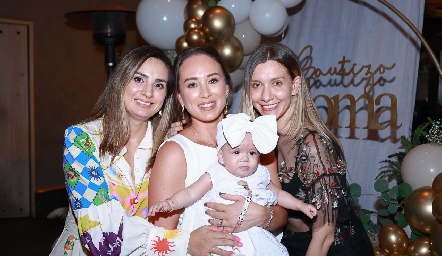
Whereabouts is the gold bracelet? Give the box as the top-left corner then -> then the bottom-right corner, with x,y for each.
263,206 -> 274,230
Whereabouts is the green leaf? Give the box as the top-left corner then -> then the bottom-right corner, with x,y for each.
388,186 -> 399,199
349,183 -> 362,197
398,183 -> 413,198
361,209 -> 376,215
394,212 -> 408,227
359,212 -> 371,224
378,208 -> 389,216
374,178 -> 389,192
350,197 -> 359,206
380,192 -> 390,206
379,217 -> 394,226
388,203 -> 398,214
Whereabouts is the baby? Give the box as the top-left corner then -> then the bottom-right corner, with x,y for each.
149,113 -> 317,256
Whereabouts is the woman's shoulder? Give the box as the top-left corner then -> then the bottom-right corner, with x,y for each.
65,119 -> 103,136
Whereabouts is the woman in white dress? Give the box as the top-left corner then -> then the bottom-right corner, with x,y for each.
148,45 -> 288,256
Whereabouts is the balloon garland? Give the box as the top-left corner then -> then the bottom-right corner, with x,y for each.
135,0 -> 303,84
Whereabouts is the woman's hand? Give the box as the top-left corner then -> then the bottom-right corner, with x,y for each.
188,225 -> 239,256
166,121 -> 184,138
205,194 -> 270,233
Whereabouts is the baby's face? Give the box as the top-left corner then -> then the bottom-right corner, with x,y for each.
218,133 -> 260,178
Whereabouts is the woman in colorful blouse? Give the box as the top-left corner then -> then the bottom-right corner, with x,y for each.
50,45 -> 238,256
240,43 -> 374,256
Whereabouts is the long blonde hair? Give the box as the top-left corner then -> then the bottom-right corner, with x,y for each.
240,43 -> 343,151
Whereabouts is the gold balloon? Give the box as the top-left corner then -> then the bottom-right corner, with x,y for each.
184,17 -> 202,32
379,225 -> 409,254
211,36 -> 244,72
185,28 -> 206,47
175,35 -> 189,54
433,193 -> 442,223
405,186 -> 438,234
202,6 -> 235,42
406,236 -> 430,256
186,0 -> 209,20
430,224 -> 442,256
433,173 -> 442,195
373,247 -> 389,256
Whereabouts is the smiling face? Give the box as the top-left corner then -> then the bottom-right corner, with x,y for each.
177,54 -> 229,124
249,60 -> 300,131
123,57 -> 168,123
218,133 -> 260,178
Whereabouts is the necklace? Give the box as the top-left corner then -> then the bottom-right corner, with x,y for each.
191,126 -> 217,148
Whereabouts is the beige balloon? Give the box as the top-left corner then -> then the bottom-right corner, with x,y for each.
211,36 -> 244,72
175,35 -> 189,54
430,224 -> 442,256
432,173 -> 442,195
405,186 -> 438,234
406,236 -> 430,256
185,27 -> 206,47
202,6 -> 235,42
184,17 -> 202,32
379,225 -> 409,254
433,193 -> 442,223
186,0 -> 209,20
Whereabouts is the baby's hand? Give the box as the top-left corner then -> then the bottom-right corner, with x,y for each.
302,204 -> 317,219
148,201 -> 172,217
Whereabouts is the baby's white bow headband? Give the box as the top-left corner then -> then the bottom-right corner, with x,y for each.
216,113 -> 279,154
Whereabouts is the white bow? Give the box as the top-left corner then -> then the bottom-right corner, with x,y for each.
216,113 -> 278,154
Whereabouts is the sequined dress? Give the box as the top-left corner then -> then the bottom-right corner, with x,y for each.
278,129 -> 373,256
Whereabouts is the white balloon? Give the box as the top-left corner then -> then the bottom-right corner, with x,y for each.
239,55 -> 250,70
267,14 -> 289,38
217,0 -> 252,24
233,20 -> 261,56
402,144 -> 442,190
136,0 -> 186,50
229,68 -> 245,92
249,0 -> 287,36
280,0 -> 302,8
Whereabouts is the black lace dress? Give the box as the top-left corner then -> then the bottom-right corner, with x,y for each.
278,129 -> 373,256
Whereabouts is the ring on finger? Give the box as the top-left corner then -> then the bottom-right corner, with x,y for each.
219,219 -> 223,227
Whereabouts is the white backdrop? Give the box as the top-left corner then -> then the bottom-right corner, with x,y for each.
280,0 -> 425,211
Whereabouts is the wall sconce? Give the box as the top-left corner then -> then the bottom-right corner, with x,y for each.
65,4 -> 136,78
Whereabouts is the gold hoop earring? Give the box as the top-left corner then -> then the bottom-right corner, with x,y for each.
181,105 -> 187,125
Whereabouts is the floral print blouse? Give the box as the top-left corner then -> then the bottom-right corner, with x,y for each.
51,119 -> 189,256
278,129 -> 353,244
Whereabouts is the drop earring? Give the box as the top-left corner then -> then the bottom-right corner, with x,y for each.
181,105 -> 187,125
223,102 -> 228,115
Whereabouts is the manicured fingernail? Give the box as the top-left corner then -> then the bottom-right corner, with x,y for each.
218,226 -> 223,230
235,236 -> 241,242
238,241 -> 243,247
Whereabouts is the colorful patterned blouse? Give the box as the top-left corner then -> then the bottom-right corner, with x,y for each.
50,119 -> 189,256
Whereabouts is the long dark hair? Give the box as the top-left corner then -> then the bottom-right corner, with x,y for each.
171,45 -> 233,127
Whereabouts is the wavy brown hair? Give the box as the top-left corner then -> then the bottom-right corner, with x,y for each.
240,43 -> 343,151
83,45 -> 174,163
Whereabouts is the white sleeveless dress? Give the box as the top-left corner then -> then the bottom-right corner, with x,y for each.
165,135 -> 289,256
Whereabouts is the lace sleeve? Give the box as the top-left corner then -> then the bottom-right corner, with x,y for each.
295,132 -> 348,231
